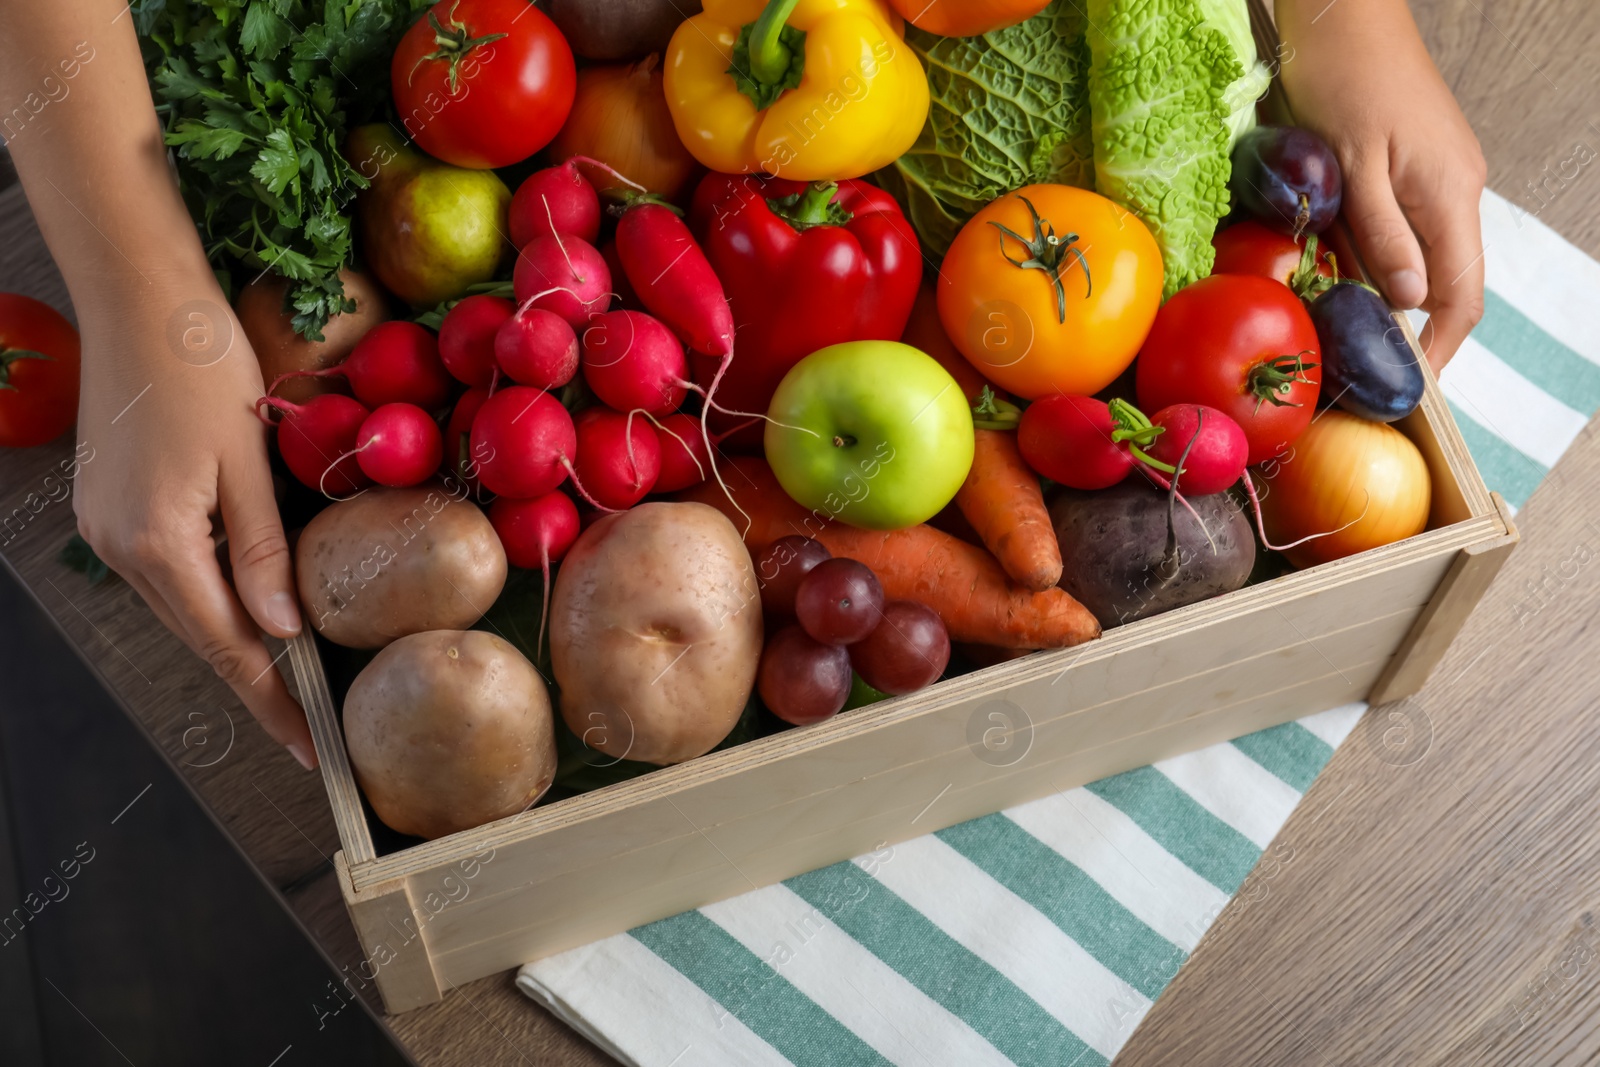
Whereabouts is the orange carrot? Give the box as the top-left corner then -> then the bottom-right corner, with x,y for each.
902,283 -> 1062,591
958,431 -> 1063,591
681,458 -> 1099,650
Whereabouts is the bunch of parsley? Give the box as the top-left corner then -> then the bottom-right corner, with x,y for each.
132,0 -> 430,338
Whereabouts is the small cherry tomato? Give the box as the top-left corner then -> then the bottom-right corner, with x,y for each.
1136,274 -> 1321,466
1212,221 -> 1338,290
0,293 -> 80,448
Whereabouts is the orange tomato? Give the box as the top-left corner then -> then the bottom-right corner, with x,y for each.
1258,410 -> 1431,569
937,185 -> 1163,400
885,0 -> 1052,37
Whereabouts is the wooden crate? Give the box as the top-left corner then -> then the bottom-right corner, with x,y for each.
289,336 -> 1516,1011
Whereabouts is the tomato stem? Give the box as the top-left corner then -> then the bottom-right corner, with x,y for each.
0,346 -> 52,391
1248,351 -> 1319,412
988,195 -> 1092,325
409,2 -> 509,95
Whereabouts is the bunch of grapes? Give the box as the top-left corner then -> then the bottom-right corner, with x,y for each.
753,536 -> 951,726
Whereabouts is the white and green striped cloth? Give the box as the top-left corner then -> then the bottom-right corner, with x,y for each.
516,189 -> 1599,1066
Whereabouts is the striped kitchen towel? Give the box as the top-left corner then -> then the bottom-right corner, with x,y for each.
516,189 -> 1600,1066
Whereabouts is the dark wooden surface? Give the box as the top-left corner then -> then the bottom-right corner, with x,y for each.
0,0 -> 1596,1062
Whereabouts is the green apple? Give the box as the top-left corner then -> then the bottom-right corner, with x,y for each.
765,341 -> 975,530
347,125 -> 510,308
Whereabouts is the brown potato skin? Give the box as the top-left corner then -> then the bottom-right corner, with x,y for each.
345,630 -> 557,840
237,269 -> 388,404
552,502 -> 762,765
295,486 -> 507,649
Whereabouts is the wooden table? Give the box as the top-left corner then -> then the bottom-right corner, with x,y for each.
2,0 -> 1596,1062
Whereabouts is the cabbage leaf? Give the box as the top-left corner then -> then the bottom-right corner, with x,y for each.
1086,0 -> 1244,298
876,1 -> 1094,259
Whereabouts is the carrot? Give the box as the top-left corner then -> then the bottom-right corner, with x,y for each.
902,283 -> 1063,592
680,458 -> 1099,650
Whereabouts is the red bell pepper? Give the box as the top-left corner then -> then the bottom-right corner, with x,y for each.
688,173 -> 922,429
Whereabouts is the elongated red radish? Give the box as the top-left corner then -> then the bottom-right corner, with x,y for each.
574,407 -> 661,510
271,321 -> 453,410
351,403 -> 442,488
439,296 -> 514,387
581,310 -> 689,415
1018,396 -> 1179,491
513,233 -> 612,328
614,198 -> 734,358
509,164 -> 602,248
256,394 -> 371,495
652,412 -> 710,493
495,307 -> 579,390
489,491 -> 581,654
1142,404 -> 1249,495
444,387 -> 490,489
471,386 -> 577,499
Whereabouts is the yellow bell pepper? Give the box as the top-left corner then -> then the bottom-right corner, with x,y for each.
664,0 -> 930,182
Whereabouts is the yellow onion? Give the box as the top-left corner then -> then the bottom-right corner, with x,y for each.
1259,410 -> 1432,568
547,55 -> 699,203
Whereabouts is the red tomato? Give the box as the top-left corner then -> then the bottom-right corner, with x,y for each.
1212,220 -> 1338,289
1136,275 -> 1321,466
392,0 -> 576,169
0,294 -> 80,448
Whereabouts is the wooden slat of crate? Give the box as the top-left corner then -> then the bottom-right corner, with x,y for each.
423,659 -> 1390,987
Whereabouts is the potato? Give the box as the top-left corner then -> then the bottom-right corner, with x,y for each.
1051,482 -> 1256,629
236,269 -> 387,404
551,502 -> 761,765
546,0 -> 701,60
295,486 -> 507,649
344,630 -> 557,840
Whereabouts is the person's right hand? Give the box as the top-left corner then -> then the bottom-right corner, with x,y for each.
72,267 -> 317,770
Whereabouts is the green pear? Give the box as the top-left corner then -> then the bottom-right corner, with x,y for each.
347,125 -> 510,308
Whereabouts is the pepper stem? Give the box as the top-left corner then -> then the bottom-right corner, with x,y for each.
767,182 -> 853,232
749,0 -> 805,85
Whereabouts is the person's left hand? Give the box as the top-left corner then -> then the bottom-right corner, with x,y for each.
1278,0 -> 1487,372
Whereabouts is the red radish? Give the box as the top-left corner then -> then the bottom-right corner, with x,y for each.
353,403 -> 442,488
1018,396 -> 1177,490
439,296 -> 514,387
488,491 -> 581,653
271,321 -> 453,410
509,164 -> 602,248
513,233 -> 612,327
444,387 -> 490,489
581,310 -> 690,415
573,407 -> 661,510
652,412 -> 711,492
495,307 -> 580,390
614,198 -> 734,358
256,394 -> 371,496
470,386 -> 577,500
1142,404 -> 1250,495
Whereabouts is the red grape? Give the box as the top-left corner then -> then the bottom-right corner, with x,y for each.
754,535 -> 832,617
758,625 -> 852,725
849,601 -> 951,695
795,558 -> 885,645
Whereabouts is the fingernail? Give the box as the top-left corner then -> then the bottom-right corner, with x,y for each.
1388,269 -> 1426,308
264,592 -> 302,636
289,742 -> 316,771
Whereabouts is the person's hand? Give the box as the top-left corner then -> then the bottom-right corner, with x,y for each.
1279,0 -> 1487,372
72,266 -> 316,770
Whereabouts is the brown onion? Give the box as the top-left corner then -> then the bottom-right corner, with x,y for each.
547,55 -> 700,203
